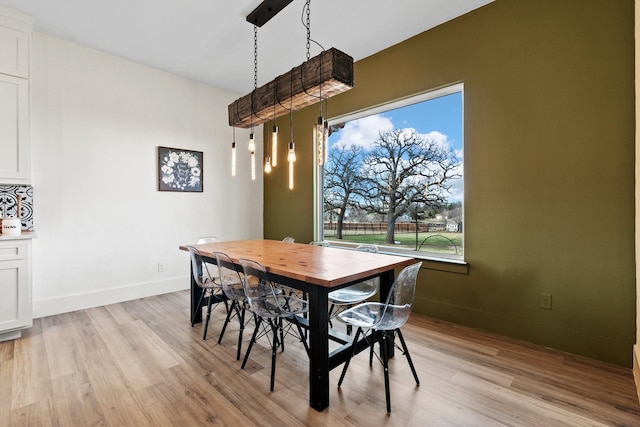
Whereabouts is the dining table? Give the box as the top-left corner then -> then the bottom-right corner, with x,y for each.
179,239 -> 415,411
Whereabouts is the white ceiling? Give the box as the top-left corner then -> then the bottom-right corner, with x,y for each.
0,0 -> 493,95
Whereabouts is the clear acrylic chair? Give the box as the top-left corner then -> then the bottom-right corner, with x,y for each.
196,236 -> 221,291
309,240 -> 330,246
197,236 -> 220,244
187,246 -> 228,340
328,244 -> 380,334
239,258 -> 310,391
282,236 -> 295,243
337,261 -> 422,413
215,252 -> 249,360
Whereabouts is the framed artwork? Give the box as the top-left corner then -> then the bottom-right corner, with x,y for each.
158,146 -> 203,192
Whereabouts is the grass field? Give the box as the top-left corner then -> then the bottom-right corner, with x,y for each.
323,230 -> 463,255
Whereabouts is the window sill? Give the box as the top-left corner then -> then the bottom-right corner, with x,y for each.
326,240 -> 469,274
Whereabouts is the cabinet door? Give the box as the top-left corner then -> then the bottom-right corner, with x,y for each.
0,258 -> 31,331
0,5 -> 31,78
0,26 -> 29,78
0,74 -> 29,184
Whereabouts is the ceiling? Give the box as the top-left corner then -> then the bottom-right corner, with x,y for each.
0,0 -> 493,95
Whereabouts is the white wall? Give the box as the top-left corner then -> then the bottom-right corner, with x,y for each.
30,33 -> 263,317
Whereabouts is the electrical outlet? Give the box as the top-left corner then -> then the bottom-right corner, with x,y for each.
158,262 -> 165,273
539,293 -> 552,310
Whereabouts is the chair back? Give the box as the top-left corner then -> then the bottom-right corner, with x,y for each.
282,236 -> 295,243
355,244 -> 378,253
309,240 -> 330,247
187,246 -> 217,289
377,262 -> 422,330
214,252 -> 245,302
197,236 -> 220,244
356,244 -> 380,290
239,258 -> 282,318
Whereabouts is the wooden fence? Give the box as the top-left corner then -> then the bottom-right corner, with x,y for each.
323,221 -> 447,234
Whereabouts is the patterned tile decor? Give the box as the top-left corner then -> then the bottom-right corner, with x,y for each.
0,185 -> 34,231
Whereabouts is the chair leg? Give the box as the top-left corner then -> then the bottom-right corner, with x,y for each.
303,291 -> 308,339
236,304 -> 246,361
292,317 -> 310,357
241,315 -> 262,369
328,304 -> 335,329
380,332 -> 392,413
279,318 -> 285,352
218,300 -> 237,344
397,329 -> 420,385
202,291 -> 214,340
338,327 -> 363,387
269,319 -> 278,392
370,330 -> 376,366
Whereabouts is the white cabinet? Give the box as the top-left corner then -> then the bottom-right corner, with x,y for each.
0,5 -> 32,185
0,239 -> 32,341
0,74 -> 29,182
0,18 -> 30,78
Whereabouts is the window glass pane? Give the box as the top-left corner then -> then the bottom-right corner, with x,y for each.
321,85 -> 464,260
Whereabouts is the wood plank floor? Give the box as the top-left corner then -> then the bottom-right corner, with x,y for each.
2,290 -> 639,426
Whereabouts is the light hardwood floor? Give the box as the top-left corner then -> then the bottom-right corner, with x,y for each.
1,290 -> 639,426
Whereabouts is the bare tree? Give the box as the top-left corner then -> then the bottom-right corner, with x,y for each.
323,143 -> 366,239
357,129 -> 461,244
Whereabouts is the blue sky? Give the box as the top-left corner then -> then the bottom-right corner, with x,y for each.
387,92 -> 463,151
328,91 -> 463,152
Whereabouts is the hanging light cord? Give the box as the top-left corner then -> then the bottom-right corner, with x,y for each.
302,0 -> 324,56
301,0 -> 326,112
251,25 -> 258,133
254,25 -> 258,91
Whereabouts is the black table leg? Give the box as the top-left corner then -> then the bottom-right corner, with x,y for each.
307,285 -> 330,411
190,264 -> 203,324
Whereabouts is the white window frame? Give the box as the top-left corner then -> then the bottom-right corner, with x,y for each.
315,83 -> 465,268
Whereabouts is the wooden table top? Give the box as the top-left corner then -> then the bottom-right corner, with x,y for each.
179,239 -> 415,288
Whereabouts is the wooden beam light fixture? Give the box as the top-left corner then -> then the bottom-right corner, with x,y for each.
229,0 -> 354,188
228,47 -> 353,128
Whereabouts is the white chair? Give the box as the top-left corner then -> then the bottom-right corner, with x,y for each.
328,244 -> 380,334
337,262 -> 422,413
282,236 -> 295,243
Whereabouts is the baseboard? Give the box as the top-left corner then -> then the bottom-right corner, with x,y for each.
32,276 -> 189,318
634,344 -> 640,403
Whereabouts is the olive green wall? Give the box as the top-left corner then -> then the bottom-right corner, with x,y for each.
264,0 -> 636,366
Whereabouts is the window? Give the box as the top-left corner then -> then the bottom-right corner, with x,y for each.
317,83 -> 464,262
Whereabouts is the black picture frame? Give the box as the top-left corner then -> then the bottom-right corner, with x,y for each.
158,146 -> 203,192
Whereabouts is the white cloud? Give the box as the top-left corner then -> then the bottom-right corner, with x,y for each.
332,114 -> 394,150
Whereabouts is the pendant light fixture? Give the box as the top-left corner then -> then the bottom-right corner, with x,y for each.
271,76 -> 278,168
264,76 -> 276,174
229,0 -> 353,187
323,99 -> 329,164
304,0 -> 327,167
288,73 -> 296,190
231,126 -> 237,177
